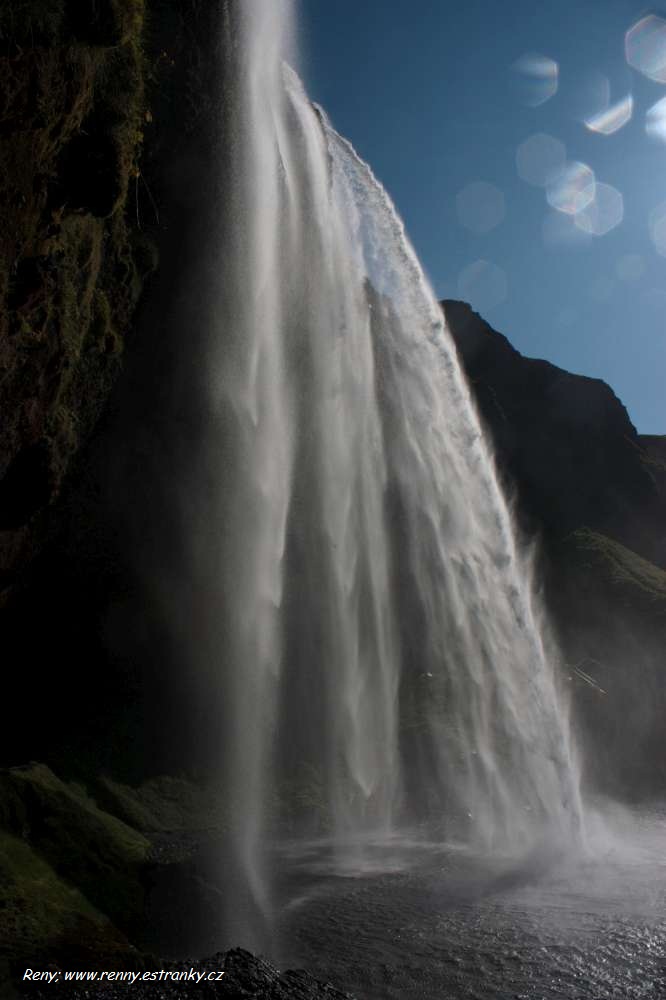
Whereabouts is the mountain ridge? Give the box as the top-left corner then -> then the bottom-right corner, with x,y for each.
443,298 -> 666,797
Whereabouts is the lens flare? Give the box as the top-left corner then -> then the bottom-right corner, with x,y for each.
585,95 -> 633,136
516,133 -> 566,188
646,96 -> 666,142
542,210 -> 591,248
575,71 -> 611,121
512,53 -> 559,107
575,183 -> 624,237
456,182 -> 506,234
649,201 -> 666,256
457,260 -> 508,312
626,15 -> 666,82
546,162 -> 596,216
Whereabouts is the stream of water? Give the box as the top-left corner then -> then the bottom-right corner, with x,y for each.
214,1 -> 581,941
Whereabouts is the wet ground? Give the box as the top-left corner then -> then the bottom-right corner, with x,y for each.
18,806 -> 666,998
273,806 -> 666,999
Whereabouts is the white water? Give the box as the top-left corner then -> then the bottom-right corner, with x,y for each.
212,0 -> 582,942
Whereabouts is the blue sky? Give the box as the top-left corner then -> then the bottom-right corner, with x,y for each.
301,0 -> 666,433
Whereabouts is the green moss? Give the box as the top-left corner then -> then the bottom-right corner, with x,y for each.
89,288 -> 115,348
568,528 -> 666,614
0,832 -> 134,969
0,764 -> 149,932
68,0 -> 144,47
95,775 -> 226,834
0,1 -> 66,46
131,228 -> 160,282
0,0 -> 150,540
0,763 -> 150,859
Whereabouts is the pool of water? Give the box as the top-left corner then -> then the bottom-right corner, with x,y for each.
272,806 -> 666,999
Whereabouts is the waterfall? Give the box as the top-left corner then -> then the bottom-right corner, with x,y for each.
208,0 -> 582,944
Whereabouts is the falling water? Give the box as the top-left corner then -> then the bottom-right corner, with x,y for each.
211,0 -> 582,942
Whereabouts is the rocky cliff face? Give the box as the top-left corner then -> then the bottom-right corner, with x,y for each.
443,300 -> 666,798
0,0 -> 228,780
0,0 -> 154,596
0,0 -> 224,604
443,300 -> 666,566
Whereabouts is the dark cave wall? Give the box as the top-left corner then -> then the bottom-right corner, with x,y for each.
0,0 -> 152,592
0,0 -> 229,778
0,0 -> 226,600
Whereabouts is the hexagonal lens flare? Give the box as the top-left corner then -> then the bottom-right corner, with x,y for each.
516,133 -> 566,188
646,96 -> 666,142
456,182 -> 506,234
585,95 -> 633,135
649,201 -> 666,256
511,53 -> 559,107
542,210 -> 591,248
575,183 -> 624,237
546,162 -> 596,216
626,15 -> 666,82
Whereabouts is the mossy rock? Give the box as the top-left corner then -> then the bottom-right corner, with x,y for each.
563,528 -> 666,617
0,1 -> 67,47
0,764 -> 149,933
94,774 -> 226,834
0,0 -> 152,587
67,0 -> 144,47
0,832 -> 139,985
